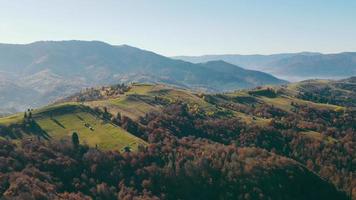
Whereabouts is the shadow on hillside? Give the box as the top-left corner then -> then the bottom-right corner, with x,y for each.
129,94 -> 167,107
51,118 -> 66,129
76,114 -> 84,121
233,96 -> 260,104
148,89 -> 171,96
0,121 -> 51,140
248,88 -> 278,98
24,121 -> 51,140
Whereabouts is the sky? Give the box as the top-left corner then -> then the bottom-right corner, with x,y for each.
0,0 -> 355,56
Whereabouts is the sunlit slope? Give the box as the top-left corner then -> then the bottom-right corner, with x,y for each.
77,83 -> 345,128
82,83 -> 264,124
84,83 -> 215,120
285,77 -> 356,107
0,103 -> 147,151
1,80 -> 350,151
227,86 -> 343,111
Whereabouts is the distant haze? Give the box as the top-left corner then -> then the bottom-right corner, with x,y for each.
174,52 -> 356,81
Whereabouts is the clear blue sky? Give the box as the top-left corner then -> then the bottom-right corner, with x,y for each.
0,0 -> 355,56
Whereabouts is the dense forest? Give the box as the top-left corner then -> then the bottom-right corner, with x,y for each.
0,79 -> 355,199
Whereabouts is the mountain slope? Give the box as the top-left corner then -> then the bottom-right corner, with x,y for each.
175,53 -> 302,69
0,41 -> 285,113
0,78 -> 41,111
175,52 -> 356,81
288,77 -> 356,107
199,60 -> 285,88
265,52 -> 356,79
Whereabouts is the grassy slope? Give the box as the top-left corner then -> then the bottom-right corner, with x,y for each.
75,83 -> 346,133
300,131 -> 337,143
286,79 -> 354,107
238,86 -> 345,142
0,113 -> 24,126
0,82 -> 346,150
86,83 -> 341,126
0,103 -> 146,152
85,83 -> 215,120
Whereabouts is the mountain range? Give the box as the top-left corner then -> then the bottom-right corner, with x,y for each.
175,52 -> 356,81
0,41 -> 286,113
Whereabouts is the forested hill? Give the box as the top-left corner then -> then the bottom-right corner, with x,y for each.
0,78 -> 354,199
0,41 -> 285,114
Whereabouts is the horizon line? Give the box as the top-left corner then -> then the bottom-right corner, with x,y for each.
0,39 -> 355,57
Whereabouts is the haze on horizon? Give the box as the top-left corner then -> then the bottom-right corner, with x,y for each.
0,0 -> 356,56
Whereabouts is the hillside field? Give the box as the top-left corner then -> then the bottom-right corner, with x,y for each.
0,103 -> 146,152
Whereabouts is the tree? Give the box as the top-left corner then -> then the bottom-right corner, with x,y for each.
124,146 -> 131,152
116,112 -> 121,120
112,112 -> 122,125
72,132 -> 79,148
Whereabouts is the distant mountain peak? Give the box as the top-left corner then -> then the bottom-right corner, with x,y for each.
175,52 -> 356,81
0,40 -> 285,112
204,60 -> 233,65
29,40 -> 111,45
